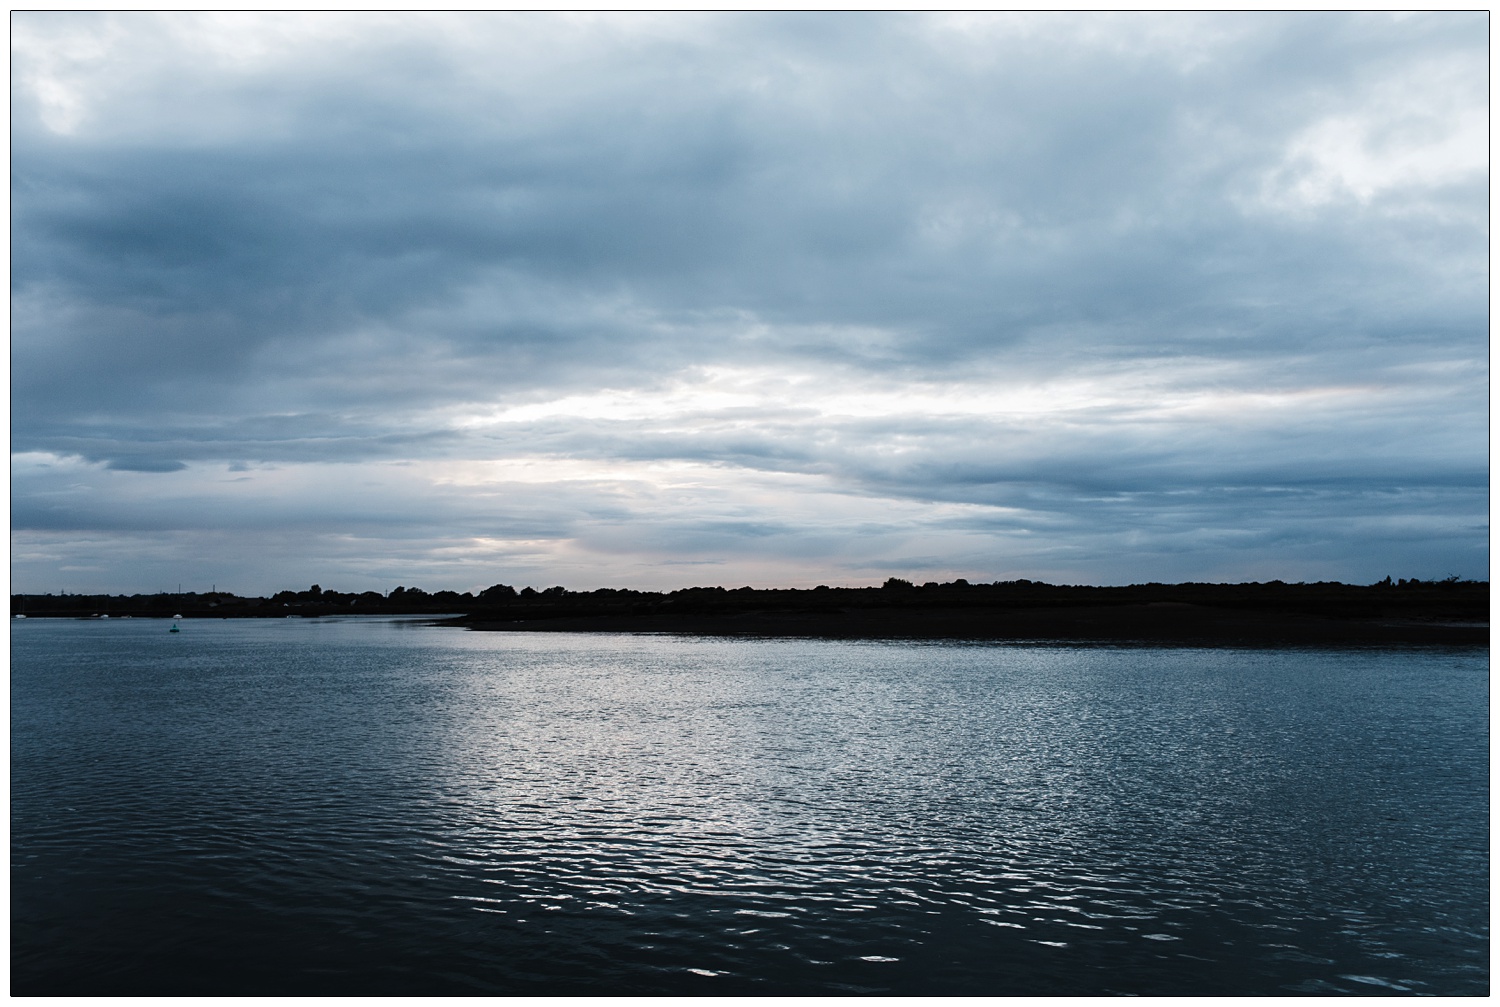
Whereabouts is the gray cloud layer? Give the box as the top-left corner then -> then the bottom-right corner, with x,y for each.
12,12 -> 1488,594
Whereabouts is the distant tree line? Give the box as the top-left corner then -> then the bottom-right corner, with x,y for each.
12,575 -> 1486,623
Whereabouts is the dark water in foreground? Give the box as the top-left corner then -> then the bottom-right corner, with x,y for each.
11,618 -> 1488,995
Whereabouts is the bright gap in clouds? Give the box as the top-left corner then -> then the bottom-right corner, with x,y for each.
448,361 -> 1411,430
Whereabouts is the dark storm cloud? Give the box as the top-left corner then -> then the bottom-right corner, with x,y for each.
11,12 -> 1487,592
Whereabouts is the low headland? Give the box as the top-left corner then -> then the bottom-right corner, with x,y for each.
12,577 -> 1487,646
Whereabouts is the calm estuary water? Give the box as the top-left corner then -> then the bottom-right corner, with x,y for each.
11,617 -> 1488,995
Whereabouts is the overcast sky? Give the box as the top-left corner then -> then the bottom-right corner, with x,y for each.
11,12 -> 1489,595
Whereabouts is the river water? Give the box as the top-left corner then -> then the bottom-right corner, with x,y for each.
11,617 -> 1488,994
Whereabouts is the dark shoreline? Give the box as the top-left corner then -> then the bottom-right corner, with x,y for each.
450,603 -> 1486,646
15,579 -> 1488,646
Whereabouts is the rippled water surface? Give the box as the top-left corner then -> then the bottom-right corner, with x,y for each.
12,618 -> 1488,994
